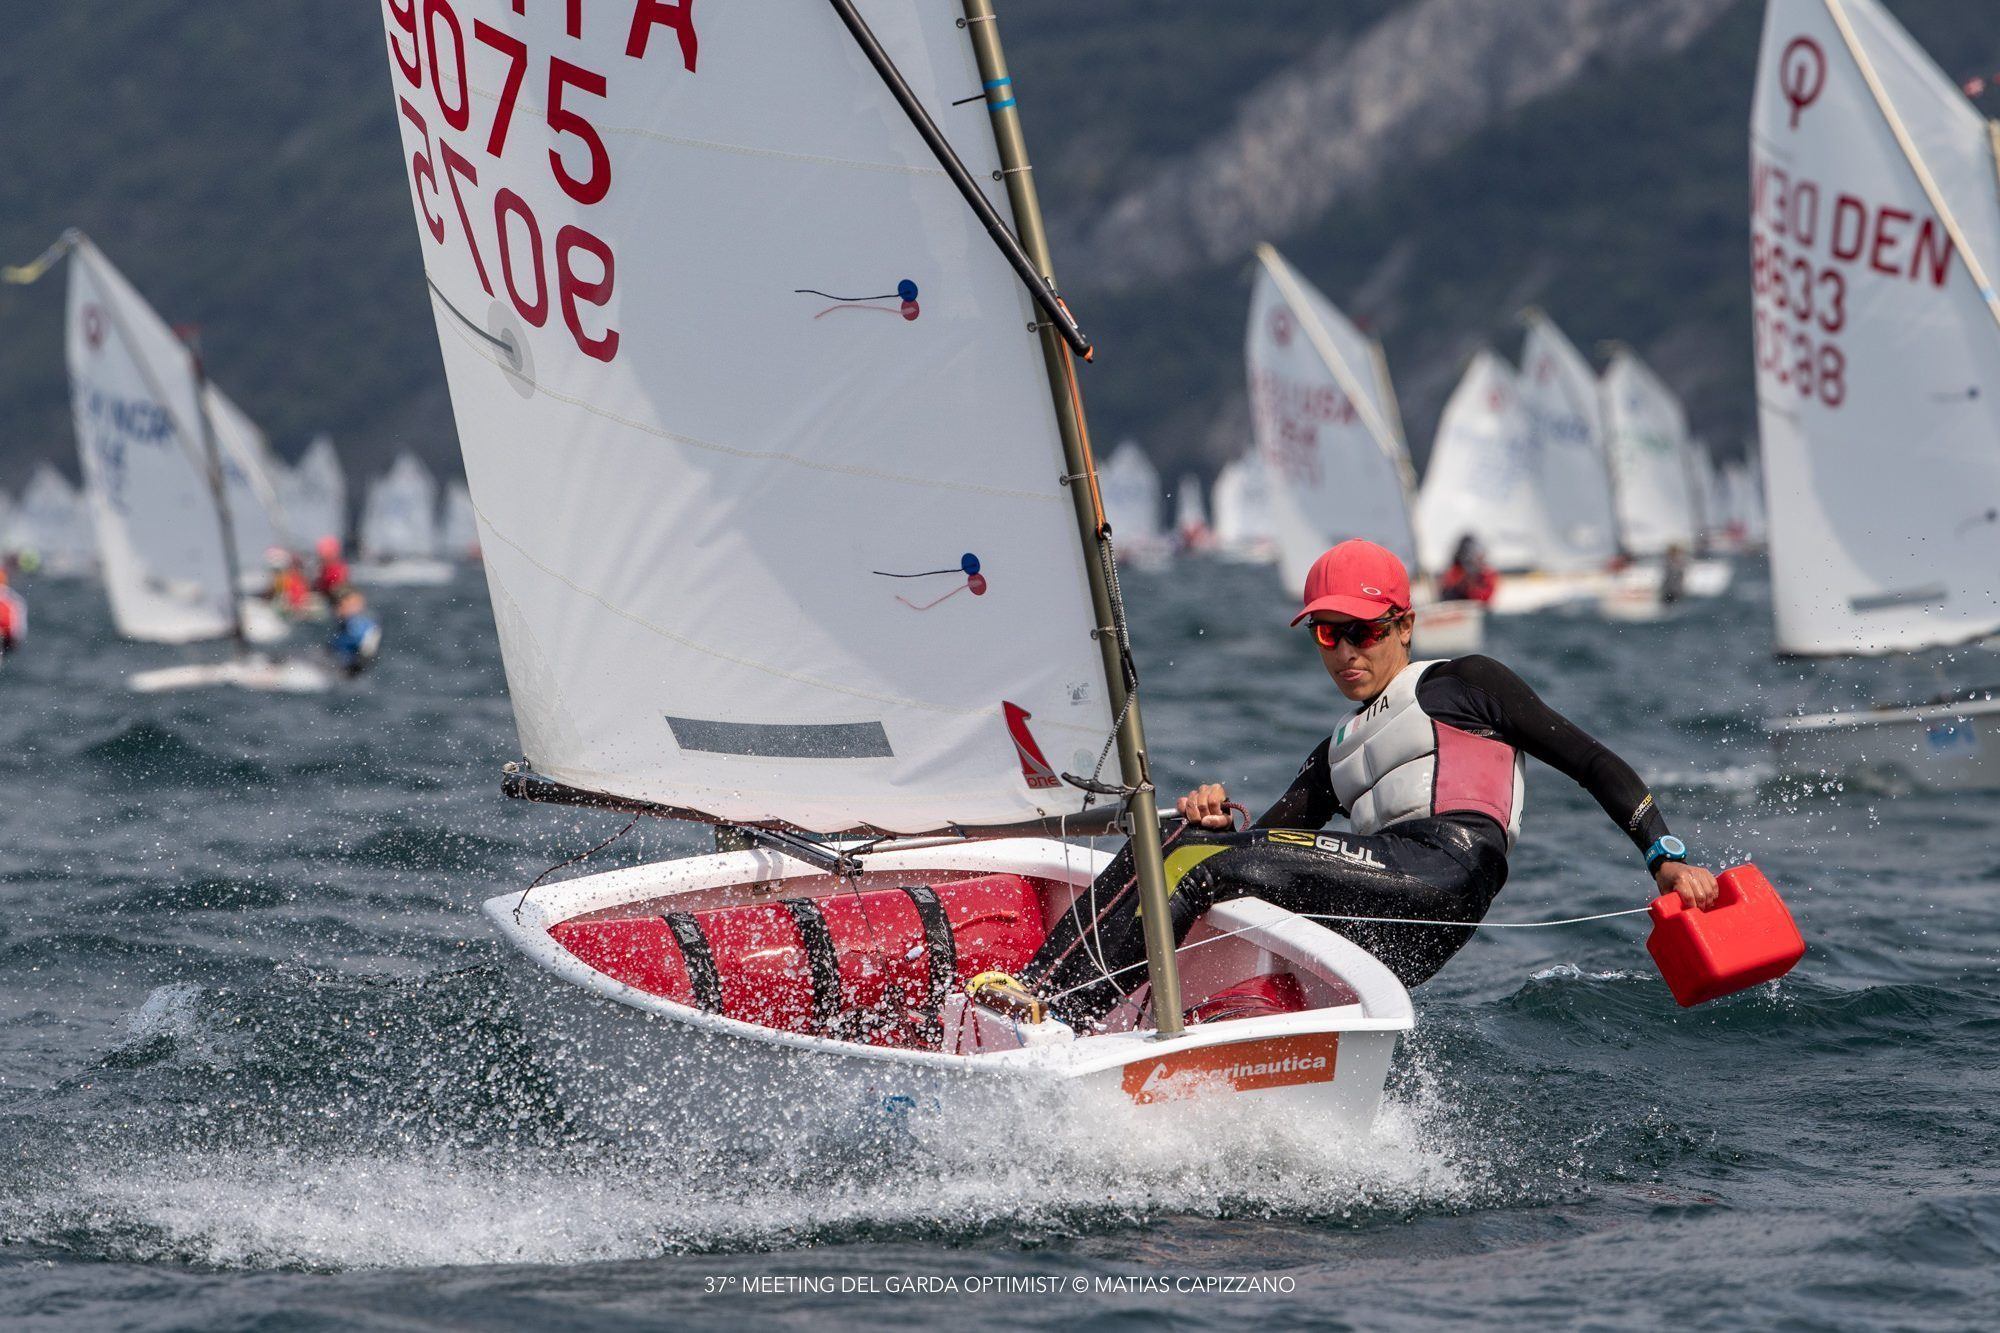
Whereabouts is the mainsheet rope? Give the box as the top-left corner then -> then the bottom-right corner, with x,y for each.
1038,903 -> 1652,1006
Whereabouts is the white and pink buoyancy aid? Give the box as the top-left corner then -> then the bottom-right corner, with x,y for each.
1326,660 -> 1526,848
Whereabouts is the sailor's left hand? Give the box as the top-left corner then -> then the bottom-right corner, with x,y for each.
1655,860 -> 1719,911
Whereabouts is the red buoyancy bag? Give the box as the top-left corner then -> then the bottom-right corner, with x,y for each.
1184,973 -> 1309,1025
1647,863 -> 1805,1007
549,873 -> 1049,1047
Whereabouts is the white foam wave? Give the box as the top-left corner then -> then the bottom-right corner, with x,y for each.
126,983 -> 203,1040
10,1085 -> 1488,1271
1529,963 -> 1645,984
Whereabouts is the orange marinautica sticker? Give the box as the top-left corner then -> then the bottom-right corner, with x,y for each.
1121,1033 -> 1339,1105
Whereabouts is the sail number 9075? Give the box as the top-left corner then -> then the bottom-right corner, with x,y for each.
382,0 -> 700,364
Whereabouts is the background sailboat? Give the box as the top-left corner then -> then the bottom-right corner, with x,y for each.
1210,452 -> 1277,564
205,382 -> 299,590
1249,245 -> 1482,652
1171,473 -> 1212,553
353,452 -> 452,585
44,234 -> 324,691
1416,351 -> 1548,573
1753,0 -> 2000,786
279,433 -> 348,552
438,479 -> 479,562
1598,347 -> 1734,617
1504,311 -> 1623,612
1717,458 -> 1768,553
1097,440 -> 1169,566
1,464 -> 97,576
381,0 -> 1411,1141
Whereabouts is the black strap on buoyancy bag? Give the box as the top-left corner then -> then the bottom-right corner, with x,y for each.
782,898 -> 845,1037
663,911 -> 723,1013
899,884 -> 957,1047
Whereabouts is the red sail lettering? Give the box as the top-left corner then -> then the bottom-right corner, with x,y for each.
626,0 -> 698,70
1869,207 -> 1912,277
1762,166 -> 1790,237
1791,180 -> 1819,248
1913,217 -> 1955,287
1830,194 -> 1867,262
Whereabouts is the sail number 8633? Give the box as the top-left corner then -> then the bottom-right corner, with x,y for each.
1751,234 -> 1846,409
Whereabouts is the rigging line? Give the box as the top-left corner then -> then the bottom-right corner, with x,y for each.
870,567 -> 964,578
1035,819 -> 1195,987
1823,0 -> 2000,330
794,288 -> 900,303
821,0 -> 1091,359
512,813 -> 642,923
1038,905 -> 1653,1005
423,275 -> 517,356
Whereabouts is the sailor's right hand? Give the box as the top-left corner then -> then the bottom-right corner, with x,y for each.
1176,783 -> 1233,829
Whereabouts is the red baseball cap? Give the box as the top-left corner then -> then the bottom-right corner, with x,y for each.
1289,540 -> 1411,625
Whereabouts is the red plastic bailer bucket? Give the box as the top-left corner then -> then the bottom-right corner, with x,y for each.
1646,863 -> 1805,1007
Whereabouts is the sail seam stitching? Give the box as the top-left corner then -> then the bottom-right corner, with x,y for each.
430,299 -> 1065,502
472,509 -> 1106,732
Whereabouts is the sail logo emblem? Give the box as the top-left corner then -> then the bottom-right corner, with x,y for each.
873,552 -> 987,610
1122,1033 -> 1338,1104
1780,36 -> 1826,129
1001,701 -> 1061,790
81,304 -> 105,352
796,279 -> 921,322
1269,307 -> 1294,347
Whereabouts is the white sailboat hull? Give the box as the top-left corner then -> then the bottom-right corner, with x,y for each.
129,654 -> 338,695
487,838 -> 1412,1147
1488,569 -> 1609,615
348,558 -> 455,587
1767,695 -> 2000,790
1598,582 -> 1677,623
1412,599 -> 1484,655
1685,557 -> 1733,598
1595,556 -> 1735,620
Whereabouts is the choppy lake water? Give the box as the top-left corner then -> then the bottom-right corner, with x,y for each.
3,556 -> 1997,1330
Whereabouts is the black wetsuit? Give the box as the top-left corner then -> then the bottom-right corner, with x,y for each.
1023,656 -> 1672,1023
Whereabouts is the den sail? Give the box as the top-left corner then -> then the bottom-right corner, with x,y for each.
1751,0 -> 2000,655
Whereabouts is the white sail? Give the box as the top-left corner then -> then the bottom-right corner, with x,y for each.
205,384 -> 294,572
1172,474 -> 1208,536
1518,313 -> 1618,568
1210,453 -> 1276,555
1601,349 -> 1697,558
1752,0 -> 2000,653
65,238 -> 241,641
1415,352 -> 1544,573
1721,460 -> 1767,547
380,3 -> 1115,833
358,453 -> 439,561
282,433 -> 348,549
439,479 -> 480,559
5,464 -> 97,572
1099,441 -> 1164,545
1248,246 -> 1417,589
1687,439 -> 1723,546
